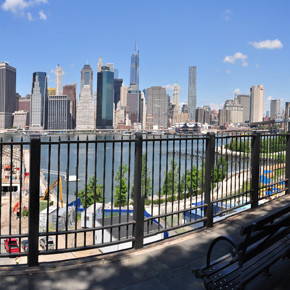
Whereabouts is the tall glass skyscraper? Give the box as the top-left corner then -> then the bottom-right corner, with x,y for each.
130,47 -> 139,91
188,66 -> 197,121
0,62 -> 16,129
96,66 -> 114,129
30,72 -> 47,128
81,64 -> 93,96
113,78 -> 123,109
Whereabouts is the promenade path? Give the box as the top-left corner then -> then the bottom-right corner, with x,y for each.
0,195 -> 289,290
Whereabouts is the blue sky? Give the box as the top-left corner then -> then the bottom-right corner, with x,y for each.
1,0 -> 289,113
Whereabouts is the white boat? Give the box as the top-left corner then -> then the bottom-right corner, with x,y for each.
64,175 -> 80,182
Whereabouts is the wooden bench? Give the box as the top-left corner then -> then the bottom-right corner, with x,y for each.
193,203 -> 290,289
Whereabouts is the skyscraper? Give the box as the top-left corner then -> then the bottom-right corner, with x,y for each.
96,66 -> 114,129
76,85 -> 95,130
270,99 -> 280,118
250,85 -> 264,122
188,66 -> 197,121
30,72 -> 47,128
113,79 -> 123,109
237,94 -> 250,122
130,46 -> 139,91
147,86 -> 168,129
56,65 -> 63,96
0,62 -> 16,128
97,56 -> 103,73
63,83 -> 77,128
81,64 -> 93,96
47,95 -> 71,129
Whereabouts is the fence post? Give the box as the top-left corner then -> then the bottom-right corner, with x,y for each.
28,137 -> 41,267
204,132 -> 215,228
286,131 -> 290,195
133,133 -> 144,249
251,132 -> 260,208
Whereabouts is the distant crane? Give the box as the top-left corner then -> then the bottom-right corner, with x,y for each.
41,176 -> 63,208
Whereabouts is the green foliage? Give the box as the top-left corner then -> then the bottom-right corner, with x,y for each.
161,159 -> 179,196
77,175 -> 103,208
277,154 -> 286,163
131,154 -> 152,199
227,139 -> 250,153
23,208 -> 29,217
212,157 -> 228,183
114,164 -> 128,207
180,166 -> 198,196
260,135 -> 286,153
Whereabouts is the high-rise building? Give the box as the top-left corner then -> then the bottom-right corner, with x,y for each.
15,93 -> 21,111
120,84 -> 128,107
188,66 -> 197,121
127,91 -> 140,124
13,111 -> 29,129
106,63 -> 114,72
147,86 -> 168,129
0,62 -> 16,128
30,72 -> 47,129
224,97 -> 243,124
113,79 -> 123,109
96,66 -> 114,129
19,95 -> 30,112
237,94 -> 250,122
250,85 -> 264,122
47,95 -> 71,130
81,64 -> 93,96
196,107 -> 204,123
76,85 -> 95,130
55,65 -> 63,96
130,46 -> 139,91
172,82 -> 180,125
63,83 -> 77,128
97,56 -> 103,73
270,99 -> 280,118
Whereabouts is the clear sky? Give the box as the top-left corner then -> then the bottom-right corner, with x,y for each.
1,0 -> 289,113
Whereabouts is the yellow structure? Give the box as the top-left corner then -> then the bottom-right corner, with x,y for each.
48,87 -> 56,96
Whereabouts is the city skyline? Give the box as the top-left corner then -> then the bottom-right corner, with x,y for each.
1,0 -> 289,113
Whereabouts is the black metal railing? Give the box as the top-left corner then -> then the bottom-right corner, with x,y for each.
0,132 -> 289,266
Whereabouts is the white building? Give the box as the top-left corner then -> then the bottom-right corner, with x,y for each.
13,110 -> 29,129
55,65 -> 63,96
270,99 -> 280,118
250,85 -> 264,122
76,85 -> 95,130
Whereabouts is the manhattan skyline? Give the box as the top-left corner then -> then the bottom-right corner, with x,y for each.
1,0 -> 289,112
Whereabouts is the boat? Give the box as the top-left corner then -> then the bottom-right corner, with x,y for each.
64,175 -> 80,182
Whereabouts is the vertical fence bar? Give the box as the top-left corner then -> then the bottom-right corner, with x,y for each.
251,132 -> 260,208
286,132 -> 290,195
28,137 -> 41,267
133,133 -> 144,249
204,132 -> 215,228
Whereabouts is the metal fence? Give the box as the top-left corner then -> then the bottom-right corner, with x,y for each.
0,132 -> 289,266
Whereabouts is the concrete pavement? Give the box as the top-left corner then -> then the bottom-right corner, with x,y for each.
0,195 -> 289,290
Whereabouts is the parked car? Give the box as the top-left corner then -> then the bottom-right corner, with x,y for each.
4,238 -> 19,253
21,240 -> 29,252
40,236 -> 54,250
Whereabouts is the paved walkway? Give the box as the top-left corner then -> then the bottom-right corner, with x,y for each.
0,195 -> 289,290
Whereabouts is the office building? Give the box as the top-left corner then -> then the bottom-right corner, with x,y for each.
120,84 -> 128,107
270,99 -> 280,118
13,110 -> 29,129
63,83 -> 77,128
81,64 -> 93,96
56,65 -> 63,96
127,91 -> 140,124
97,56 -> 103,73
0,62 -> 16,128
96,66 -> 114,129
47,95 -> 71,130
19,95 -> 30,112
30,72 -> 47,129
188,66 -> 197,121
250,85 -> 264,122
15,93 -> 21,111
224,97 -> 243,124
113,79 -> 123,109
106,63 -> 114,72
76,85 -> 95,130
237,94 -> 250,122
218,109 -> 231,127
130,46 -> 139,91
147,86 -> 168,129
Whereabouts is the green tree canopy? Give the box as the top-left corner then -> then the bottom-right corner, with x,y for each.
114,164 -> 128,207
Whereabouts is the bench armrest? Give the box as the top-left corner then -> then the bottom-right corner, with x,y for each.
207,235 -> 238,267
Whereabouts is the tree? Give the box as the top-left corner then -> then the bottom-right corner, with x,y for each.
78,175 -> 103,208
212,157 -> 228,183
180,166 -> 199,196
114,164 -> 128,207
161,159 -> 178,196
131,154 -> 152,199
